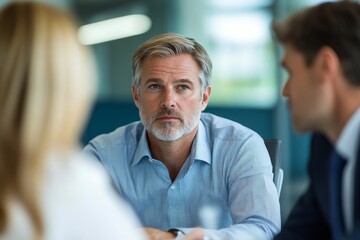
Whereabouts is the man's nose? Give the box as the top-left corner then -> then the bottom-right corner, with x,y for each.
161,88 -> 176,108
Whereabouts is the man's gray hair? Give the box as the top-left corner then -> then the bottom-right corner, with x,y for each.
132,33 -> 212,91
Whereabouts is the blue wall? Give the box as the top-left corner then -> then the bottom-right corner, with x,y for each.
81,100 -> 275,144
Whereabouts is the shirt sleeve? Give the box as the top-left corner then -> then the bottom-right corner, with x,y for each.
228,134 -> 281,239
83,139 -> 103,163
180,133 -> 281,240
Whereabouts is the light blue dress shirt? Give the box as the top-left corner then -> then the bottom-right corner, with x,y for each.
84,113 -> 281,240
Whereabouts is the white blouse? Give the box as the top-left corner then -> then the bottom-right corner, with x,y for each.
2,151 -> 148,240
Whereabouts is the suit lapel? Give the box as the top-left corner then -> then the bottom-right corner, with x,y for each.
347,142 -> 360,239
311,134 -> 333,222
354,142 -> 360,225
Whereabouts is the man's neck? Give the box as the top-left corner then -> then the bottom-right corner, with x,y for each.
147,127 -> 198,181
325,86 -> 360,143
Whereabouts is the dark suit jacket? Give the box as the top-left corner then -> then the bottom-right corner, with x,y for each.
275,134 -> 360,240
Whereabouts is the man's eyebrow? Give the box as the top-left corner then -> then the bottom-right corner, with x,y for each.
175,79 -> 194,84
143,78 -> 162,84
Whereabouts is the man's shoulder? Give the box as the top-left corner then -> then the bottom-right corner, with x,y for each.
87,121 -> 144,149
308,133 -> 333,177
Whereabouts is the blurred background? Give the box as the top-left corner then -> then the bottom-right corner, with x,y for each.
0,0 -> 333,223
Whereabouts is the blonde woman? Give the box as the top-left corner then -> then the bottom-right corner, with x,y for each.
0,1 -> 147,240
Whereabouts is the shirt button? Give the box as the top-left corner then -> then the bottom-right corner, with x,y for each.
170,185 -> 175,190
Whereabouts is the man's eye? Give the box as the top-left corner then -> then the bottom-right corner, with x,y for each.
149,84 -> 160,89
178,85 -> 190,90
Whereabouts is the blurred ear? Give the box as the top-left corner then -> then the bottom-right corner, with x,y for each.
132,84 -> 139,108
314,46 -> 341,82
201,85 -> 211,111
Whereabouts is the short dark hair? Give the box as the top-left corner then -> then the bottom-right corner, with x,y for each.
272,0 -> 360,86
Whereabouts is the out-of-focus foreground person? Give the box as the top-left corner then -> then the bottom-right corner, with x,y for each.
0,1 -> 147,240
273,1 -> 360,239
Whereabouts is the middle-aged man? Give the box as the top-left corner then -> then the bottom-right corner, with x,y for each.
272,1 -> 360,240
84,33 -> 280,240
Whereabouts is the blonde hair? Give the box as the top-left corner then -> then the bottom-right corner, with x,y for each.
0,1 -> 95,239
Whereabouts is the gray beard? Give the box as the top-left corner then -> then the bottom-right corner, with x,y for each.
139,107 -> 201,142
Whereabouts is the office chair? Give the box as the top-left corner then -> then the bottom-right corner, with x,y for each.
264,139 -> 283,196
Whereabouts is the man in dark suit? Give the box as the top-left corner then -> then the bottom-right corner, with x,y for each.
272,1 -> 360,239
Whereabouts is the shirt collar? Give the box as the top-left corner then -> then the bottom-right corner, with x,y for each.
131,128 -> 152,166
337,107 -> 360,162
131,118 -> 212,166
192,118 -> 212,165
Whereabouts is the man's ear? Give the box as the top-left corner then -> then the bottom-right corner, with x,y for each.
201,85 -> 212,111
132,84 -> 139,108
315,46 -> 341,81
